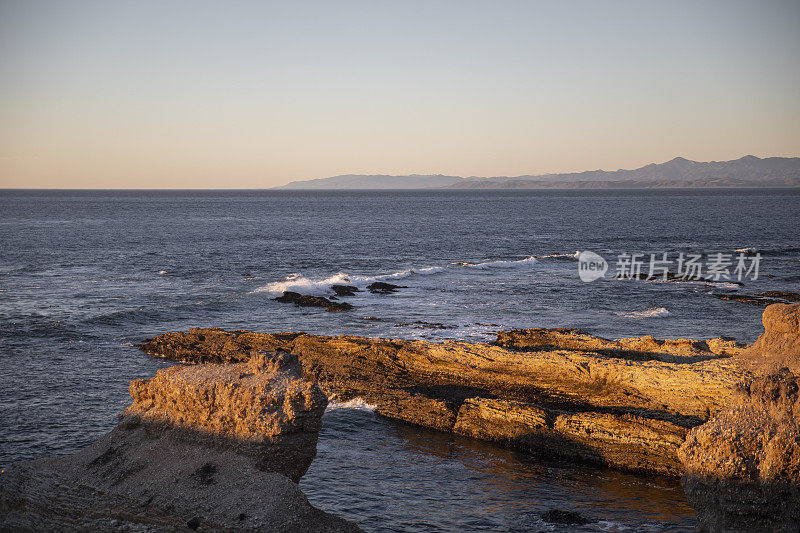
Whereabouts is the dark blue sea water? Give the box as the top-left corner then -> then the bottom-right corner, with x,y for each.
2,189 -> 799,532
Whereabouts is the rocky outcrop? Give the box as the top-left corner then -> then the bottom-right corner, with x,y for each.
331,284 -> 360,297
677,304 -> 800,532
739,303 -> 800,372
138,327 -> 751,476
678,369 -> 800,532
274,291 -> 354,312
366,282 -> 406,294
0,351 -> 360,532
494,327 -> 745,362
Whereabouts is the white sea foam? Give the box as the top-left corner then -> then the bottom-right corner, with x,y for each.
458,256 -> 538,269
537,251 -> 581,260
252,266 -> 445,295
325,398 -> 377,412
253,272 -> 353,295
714,282 -> 742,290
615,307 -> 671,319
365,266 -> 445,280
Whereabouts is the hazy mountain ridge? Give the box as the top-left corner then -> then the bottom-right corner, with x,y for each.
276,156 -> 800,189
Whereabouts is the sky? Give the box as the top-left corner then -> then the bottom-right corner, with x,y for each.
1,0 -> 799,189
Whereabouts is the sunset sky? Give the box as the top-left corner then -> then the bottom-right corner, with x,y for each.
1,0 -> 799,189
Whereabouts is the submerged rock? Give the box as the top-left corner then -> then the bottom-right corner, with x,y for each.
331,284 -> 360,297
139,327 -> 749,476
274,291 -> 354,312
540,509 -> 595,525
0,351 -> 360,532
366,281 -> 406,294
716,291 -> 800,307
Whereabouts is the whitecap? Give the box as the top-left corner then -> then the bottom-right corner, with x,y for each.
536,251 -> 581,261
459,256 -> 538,269
357,265 -> 445,281
252,266 -> 445,295
615,307 -> 671,319
325,398 -> 377,412
253,272 -> 353,296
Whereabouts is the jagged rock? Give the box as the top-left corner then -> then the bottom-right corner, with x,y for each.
495,328 -> 745,362
135,328 -> 299,364
678,368 -> 800,533
366,282 -> 406,294
716,291 -> 800,307
0,351 -> 360,532
331,285 -> 360,297
139,327 -> 751,475
274,291 -> 353,312
452,398 -> 549,443
739,303 -> 800,372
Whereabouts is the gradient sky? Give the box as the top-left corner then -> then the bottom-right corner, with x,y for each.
1,0 -> 799,188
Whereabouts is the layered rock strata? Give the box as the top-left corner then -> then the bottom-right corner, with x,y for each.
138,327 -> 750,476
0,352 -> 360,532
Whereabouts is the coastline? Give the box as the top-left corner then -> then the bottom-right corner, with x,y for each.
3,303 -> 798,530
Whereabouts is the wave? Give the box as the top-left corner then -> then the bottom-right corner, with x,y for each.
369,266 -> 445,280
732,246 -> 800,257
536,251 -> 581,260
253,266 -> 445,295
615,307 -> 671,319
254,255 -> 540,296
456,256 -> 538,270
325,398 -> 377,412
254,272 -> 354,296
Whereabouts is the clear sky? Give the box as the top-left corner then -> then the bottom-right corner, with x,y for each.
1,0 -> 799,188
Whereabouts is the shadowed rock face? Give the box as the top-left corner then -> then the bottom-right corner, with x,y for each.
678,303 -> 800,533
274,291 -> 354,312
0,352 -> 360,532
138,327 -> 750,476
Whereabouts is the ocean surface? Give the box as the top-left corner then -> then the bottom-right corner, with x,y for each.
2,189 -> 799,531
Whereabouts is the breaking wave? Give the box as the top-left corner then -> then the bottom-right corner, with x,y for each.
536,251 -> 581,260
615,307 -> 671,319
252,266 -> 445,295
455,256 -> 538,269
326,398 -> 377,412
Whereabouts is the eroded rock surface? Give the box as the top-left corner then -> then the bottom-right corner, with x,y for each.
138,327 -> 750,475
739,302 -> 800,372
678,369 -> 800,532
0,352 -> 359,532
678,304 -> 800,533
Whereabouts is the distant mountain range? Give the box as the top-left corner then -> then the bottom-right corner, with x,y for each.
275,155 -> 800,189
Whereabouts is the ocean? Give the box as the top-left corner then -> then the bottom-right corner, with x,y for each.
1,189 -> 799,531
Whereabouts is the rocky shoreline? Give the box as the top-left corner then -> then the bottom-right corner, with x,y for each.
136,326 -> 749,476
3,304 -> 798,531
0,351 -> 361,532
